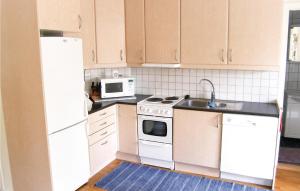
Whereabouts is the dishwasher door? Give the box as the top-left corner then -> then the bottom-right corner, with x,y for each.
285,91 -> 300,139
221,114 -> 278,180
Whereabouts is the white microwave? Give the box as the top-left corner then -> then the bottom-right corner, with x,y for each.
100,77 -> 135,98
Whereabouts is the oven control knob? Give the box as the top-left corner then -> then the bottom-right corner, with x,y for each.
165,110 -> 170,115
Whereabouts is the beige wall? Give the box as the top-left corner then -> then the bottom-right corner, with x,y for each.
1,0 -> 52,191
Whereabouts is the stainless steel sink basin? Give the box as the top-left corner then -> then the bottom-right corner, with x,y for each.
182,100 -> 210,108
179,99 -> 243,110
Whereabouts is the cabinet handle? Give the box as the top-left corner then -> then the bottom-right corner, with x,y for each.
217,115 -> 221,128
228,49 -> 232,62
99,112 -> 107,116
92,50 -> 95,63
78,15 -> 82,30
120,49 -> 123,61
101,141 -> 108,146
175,49 -> 179,62
101,131 -> 108,136
221,49 -> 225,62
99,122 -> 107,127
139,49 -> 143,61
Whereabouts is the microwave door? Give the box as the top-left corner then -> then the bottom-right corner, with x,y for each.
102,82 -> 125,98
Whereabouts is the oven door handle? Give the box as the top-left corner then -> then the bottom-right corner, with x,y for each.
140,140 -> 170,147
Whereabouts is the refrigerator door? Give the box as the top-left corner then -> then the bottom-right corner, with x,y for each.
48,120 -> 90,191
40,37 -> 87,134
285,91 -> 300,138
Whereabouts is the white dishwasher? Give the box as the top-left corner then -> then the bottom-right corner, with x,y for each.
221,114 -> 279,186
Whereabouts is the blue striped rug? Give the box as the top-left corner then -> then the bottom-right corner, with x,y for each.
95,162 -> 271,191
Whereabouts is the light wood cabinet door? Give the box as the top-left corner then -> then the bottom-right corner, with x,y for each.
145,0 -> 180,64
95,0 -> 126,65
181,0 -> 228,65
81,0 -> 97,68
228,0 -> 283,67
117,104 -> 138,155
125,0 -> 145,66
37,0 -> 81,32
174,109 -> 222,169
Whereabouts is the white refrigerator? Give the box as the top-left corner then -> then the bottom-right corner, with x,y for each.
40,37 -> 90,191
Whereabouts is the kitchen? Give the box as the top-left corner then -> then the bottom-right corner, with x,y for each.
1,0 -> 300,191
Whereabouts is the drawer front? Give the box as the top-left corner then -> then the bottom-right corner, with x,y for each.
88,105 -> 116,124
89,133 -> 117,176
139,140 -> 172,161
88,124 -> 116,146
88,114 -> 116,135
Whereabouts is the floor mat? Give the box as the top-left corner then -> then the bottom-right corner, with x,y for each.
95,162 -> 270,191
279,147 -> 300,164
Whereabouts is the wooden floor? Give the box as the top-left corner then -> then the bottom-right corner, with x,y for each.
78,160 -> 300,191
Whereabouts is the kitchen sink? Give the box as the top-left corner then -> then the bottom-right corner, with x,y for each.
178,99 -> 243,111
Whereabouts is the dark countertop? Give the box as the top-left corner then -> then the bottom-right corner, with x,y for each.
88,94 -> 151,115
174,99 -> 280,118
89,94 -> 280,117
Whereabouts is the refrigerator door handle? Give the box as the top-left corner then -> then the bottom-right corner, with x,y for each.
84,93 -> 88,118
49,119 -> 88,135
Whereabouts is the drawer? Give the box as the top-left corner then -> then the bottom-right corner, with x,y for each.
88,105 -> 116,124
89,133 -> 117,176
88,124 -> 116,146
139,140 -> 172,161
88,114 -> 116,135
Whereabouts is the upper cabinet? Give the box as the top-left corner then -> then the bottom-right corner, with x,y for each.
228,0 -> 283,68
145,0 -> 180,64
95,0 -> 126,66
180,0 -> 282,70
37,0 -> 81,32
181,0 -> 228,66
81,0 -> 97,68
125,0 -> 145,66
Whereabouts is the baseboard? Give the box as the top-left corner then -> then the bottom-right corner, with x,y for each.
116,152 -> 140,163
221,172 -> 273,187
174,162 -> 220,178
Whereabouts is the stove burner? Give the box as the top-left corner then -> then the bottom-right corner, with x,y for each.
147,97 -> 164,102
165,96 -> 179,101
161,100 -> 173,104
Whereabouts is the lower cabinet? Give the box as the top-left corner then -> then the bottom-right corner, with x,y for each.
89,133 -> 117,176
87,104 -> 139,176
87,105 -> 117,176
117,104 -> 139,161
174,109 -> 222,176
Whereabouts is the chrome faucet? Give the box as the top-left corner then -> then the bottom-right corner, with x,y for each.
199,79 -> 216,108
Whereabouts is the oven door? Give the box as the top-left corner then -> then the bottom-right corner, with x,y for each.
138,115 -> 172,144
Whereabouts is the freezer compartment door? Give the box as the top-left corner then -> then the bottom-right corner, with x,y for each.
48,120 -> 90,191
40,37 -> 86,134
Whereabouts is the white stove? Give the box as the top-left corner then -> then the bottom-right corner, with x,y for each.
137,96 -> 183,169
137,96 -> 183,117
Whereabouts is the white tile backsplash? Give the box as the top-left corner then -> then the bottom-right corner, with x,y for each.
85,67 -> 280,103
